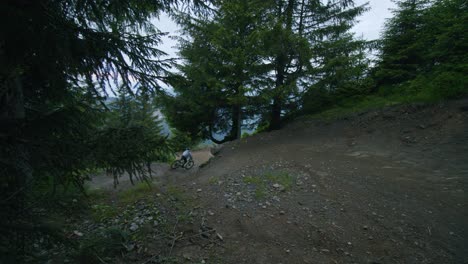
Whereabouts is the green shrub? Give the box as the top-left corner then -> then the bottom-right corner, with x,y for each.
430,71 -> 468,99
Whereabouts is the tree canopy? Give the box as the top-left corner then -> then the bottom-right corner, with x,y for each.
163,0 -> 369,141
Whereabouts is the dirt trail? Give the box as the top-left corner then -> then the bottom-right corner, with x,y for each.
91,99 -> 468,263
87,148 -> 214,191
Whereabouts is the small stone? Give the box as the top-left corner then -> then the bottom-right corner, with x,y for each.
125,243 -> 135,252
363,225 -> 368,230
208,210 -> 215,216
129,223 -> 139,231
183,253 -> 192,260
272,183 -> 286,191
285,249 -> 290,253
320,249 -> 330,253
236,192 -> 241,196
73,230 -> 83,237
279,211 -> 285,215
347,242 -> 352,246
197,189 -> 202,192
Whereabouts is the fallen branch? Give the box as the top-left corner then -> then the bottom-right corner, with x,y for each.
168,218 -> 179,256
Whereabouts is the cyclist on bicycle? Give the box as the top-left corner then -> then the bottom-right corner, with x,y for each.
181,148 -> 192,164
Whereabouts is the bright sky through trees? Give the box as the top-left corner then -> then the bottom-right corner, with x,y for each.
155,0 -> 397,59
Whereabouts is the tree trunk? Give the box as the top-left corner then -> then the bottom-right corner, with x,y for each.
268,0 -> 295,131
4,76 -> 31,186
231,104 -> 242,140
270,51 -> 286,131
270,96 -> 282,130
2,75 -> 32,260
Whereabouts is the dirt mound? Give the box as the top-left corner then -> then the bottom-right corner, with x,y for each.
172,99 -> 468,263
87,99 -> 468,263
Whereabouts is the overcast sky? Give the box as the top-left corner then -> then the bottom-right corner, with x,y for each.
155,0 -> 397,59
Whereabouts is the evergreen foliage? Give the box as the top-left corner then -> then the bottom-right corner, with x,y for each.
163,0 -> 369,139
374,0 -> 468,99
163,0 -> 269,143
95,93 -> 172,188
0,0 -> 210,262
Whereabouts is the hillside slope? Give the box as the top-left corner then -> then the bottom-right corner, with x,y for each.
167,99 -> 468,263
87,99 -> 467,263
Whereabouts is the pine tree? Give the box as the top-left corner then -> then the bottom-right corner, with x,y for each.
374,0 -> 433,85
260,0 -> 368,129
164,0 -> 269,142
373,0 -> 467,98
0,0 -> 210,261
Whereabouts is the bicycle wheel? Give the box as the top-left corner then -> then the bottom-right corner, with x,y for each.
184,160 -> 194,170
171,159 -> 182,169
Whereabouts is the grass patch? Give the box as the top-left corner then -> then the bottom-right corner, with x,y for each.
304,77 -> 468,122
306,95 -> 407,121
264,171 -> 295,191
90,203 -> 119,222
243,176 -> 267,199
254,187 -> 268,199
208,176 -> 220,185
243,171 -> 295,200
87,181 -> 157,221
166,185 -> 195,212
243,176 -> 263,185
117,181 -> 155,205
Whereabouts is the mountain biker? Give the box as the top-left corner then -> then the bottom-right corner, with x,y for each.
181,148 -> 192,164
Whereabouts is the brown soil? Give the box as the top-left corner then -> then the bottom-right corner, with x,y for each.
92,99 -> 468,263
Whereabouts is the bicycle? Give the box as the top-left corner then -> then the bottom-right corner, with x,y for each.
170,158 -> 194,170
